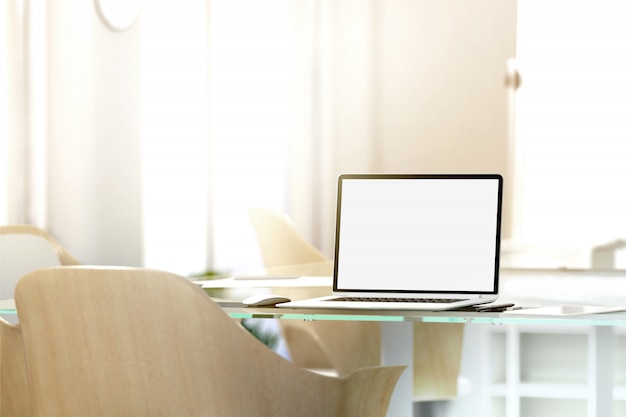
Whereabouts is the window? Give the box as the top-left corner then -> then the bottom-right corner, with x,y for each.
513,0 -> 626,267
141,0 -> 210,275
209,0 -> 291,272
141,0 -> 291,275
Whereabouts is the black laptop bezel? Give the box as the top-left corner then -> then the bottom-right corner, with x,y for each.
331,173 -> 503,295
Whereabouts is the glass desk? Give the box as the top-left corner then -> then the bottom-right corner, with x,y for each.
195,264 -> 626,416
198,266 -> 626,417
3,298 -> 624,417
221,304 -> 626,326
0,299 -> 16,315
218,304 -> 624,417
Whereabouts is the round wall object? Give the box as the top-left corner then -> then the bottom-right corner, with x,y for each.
95,0 -> 141,31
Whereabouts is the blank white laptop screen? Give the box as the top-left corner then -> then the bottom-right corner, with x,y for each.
334,174 -> 501,294
278,173 -> 503,310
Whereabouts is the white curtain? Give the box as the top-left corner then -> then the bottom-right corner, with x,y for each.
142,0 -> 295,275
122,0 -> 377,273
141,0 -> 210,275
1,0 -> 518,274
0,2 -> 10,224
15,1 -> 621,274
208,0 -> 292,272
1,0 -> 25,225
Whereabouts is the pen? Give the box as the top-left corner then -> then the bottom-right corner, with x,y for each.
476,303 -> 516,312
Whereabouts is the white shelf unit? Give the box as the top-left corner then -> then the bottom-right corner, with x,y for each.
479,324 -> 626,417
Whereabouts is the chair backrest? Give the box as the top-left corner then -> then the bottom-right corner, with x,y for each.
248,207 -> 328,267
248,207 -> 381,374
0,225 -> 79,300
0,317 -> 30,417
15,266 -> 403,417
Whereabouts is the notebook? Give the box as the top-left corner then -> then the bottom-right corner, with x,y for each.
278,173 -> 503,311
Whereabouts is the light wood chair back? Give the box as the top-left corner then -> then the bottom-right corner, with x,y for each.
249,206 -> 328,267
249,207 -> 381,373
0,225 -> 78,416
15,266 -> 404,417
0,224 -> 80,300
0,318 -> 30,417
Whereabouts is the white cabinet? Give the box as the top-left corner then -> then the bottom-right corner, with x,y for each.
477,324 -> 623,417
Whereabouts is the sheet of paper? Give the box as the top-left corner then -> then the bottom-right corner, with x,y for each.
195,276 -> 332,289
503,305 -> 626,316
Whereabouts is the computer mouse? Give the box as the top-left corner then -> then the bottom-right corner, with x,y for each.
242,294 -> 291,307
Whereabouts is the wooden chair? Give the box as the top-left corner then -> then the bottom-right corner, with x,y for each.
0,317 -> 30,417
248,206 -> 328,267
0,225 -> 77,417
0,224 -> 80,300
14,266 -> 404,417
249,207 -> 381,373
249,207 -> 465,399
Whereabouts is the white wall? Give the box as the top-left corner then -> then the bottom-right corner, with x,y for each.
304,0 -> 518,255
377,0 -> 516,174
46,0 -> 142,266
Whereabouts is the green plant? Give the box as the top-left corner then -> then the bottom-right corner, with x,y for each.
241,318 -> 279,349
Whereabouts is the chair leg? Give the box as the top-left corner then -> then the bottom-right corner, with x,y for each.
413,322 -> 465,399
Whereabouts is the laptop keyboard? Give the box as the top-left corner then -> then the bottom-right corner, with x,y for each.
327,297 -> 469,304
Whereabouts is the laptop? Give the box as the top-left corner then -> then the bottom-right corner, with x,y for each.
278,173 -> 503,311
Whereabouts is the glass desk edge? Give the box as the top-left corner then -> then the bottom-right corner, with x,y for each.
223,306 -> 626,326
4,301 -> 626,326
